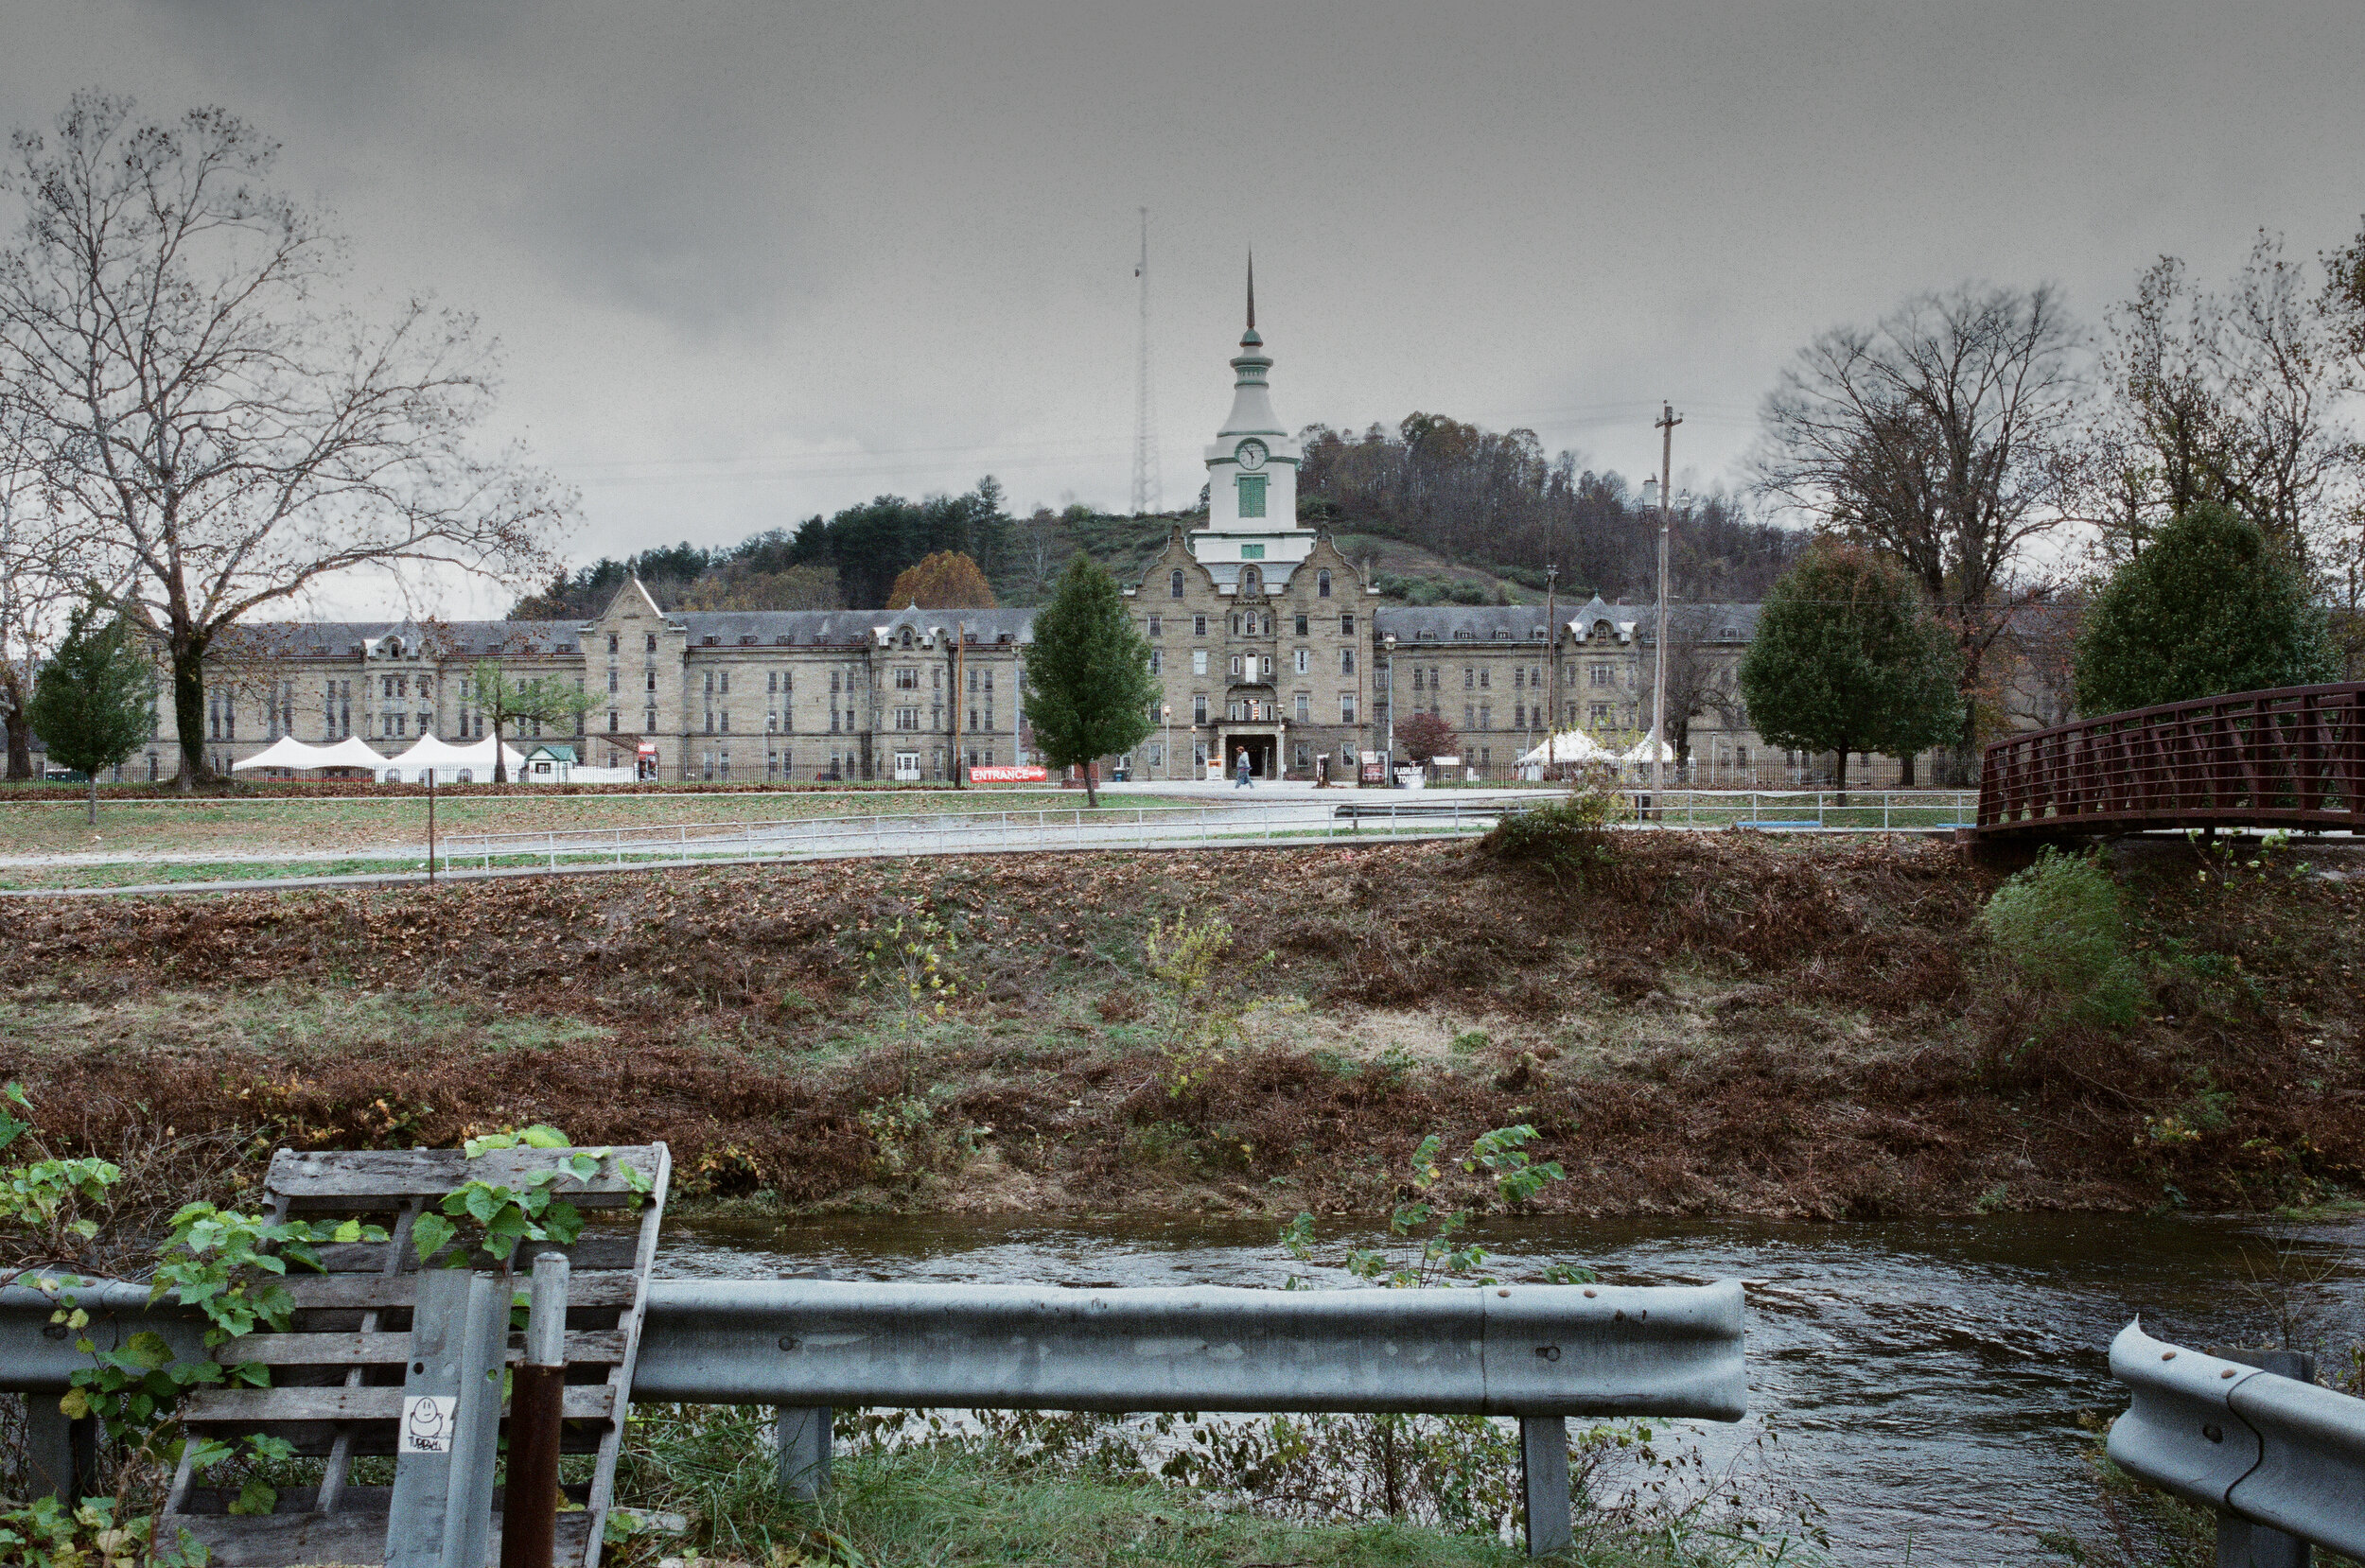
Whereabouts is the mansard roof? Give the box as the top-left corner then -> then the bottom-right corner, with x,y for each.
213,619 -> 586,658
1374,601 -> 1762,645
673,607 -> 1038,648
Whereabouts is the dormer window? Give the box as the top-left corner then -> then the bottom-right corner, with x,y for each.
384,637 -> 403,660
1170,568 -> 1185,599
1594,620 -> 1613,639
1720,625 -> 1738,640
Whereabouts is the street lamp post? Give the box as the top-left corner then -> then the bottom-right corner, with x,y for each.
1383,632 -> 1398,789
1162,703 -> 1172,781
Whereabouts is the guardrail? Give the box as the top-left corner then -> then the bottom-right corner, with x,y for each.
433,791 -> 1980,871
2107,1318 -> 2365,1561
0,1276 -> 1745,1559
434,800 -> 1500,870
1978,681 -> 2365,838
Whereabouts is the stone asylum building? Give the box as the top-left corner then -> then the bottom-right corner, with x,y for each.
148,304 -> 1778,785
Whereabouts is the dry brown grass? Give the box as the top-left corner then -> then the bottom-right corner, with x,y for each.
1,835 -> 2357,1221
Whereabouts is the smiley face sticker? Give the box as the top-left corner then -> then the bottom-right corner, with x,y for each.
401,1394 -> 458,1454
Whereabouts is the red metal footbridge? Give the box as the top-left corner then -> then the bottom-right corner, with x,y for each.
1976,682 -> 2365,838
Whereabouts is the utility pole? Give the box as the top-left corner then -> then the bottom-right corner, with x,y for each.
1652,404 -> 1681,799
1544,564 -> 1559,768
953,621 -> 966,787
1130,209 -> 1161,516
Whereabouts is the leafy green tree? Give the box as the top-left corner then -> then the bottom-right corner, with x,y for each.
465,658 -> 599,783
26,596 -> 153,823
1022,554 -> 1156,807
2073,502 -> 2338,717
1736,541 -> 1962,795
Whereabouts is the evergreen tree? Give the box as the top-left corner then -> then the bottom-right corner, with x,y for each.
1022,554 -> 1156,807
26,595 -> 153,823
2073,503 -> 2338,717
1736,541 -> 1962,795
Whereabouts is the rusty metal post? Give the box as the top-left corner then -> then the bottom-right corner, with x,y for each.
500,1253 -> 569,1568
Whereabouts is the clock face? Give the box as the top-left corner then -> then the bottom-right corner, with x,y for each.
1235,439 -> 1268,471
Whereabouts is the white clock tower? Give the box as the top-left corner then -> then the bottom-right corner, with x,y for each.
1195,258 -> 1308,566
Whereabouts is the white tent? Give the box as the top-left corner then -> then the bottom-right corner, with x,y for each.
315,737 -> 396,773
381,733 -> 526,783
1515,729 -> 1614,768
230,736 -> 337,773
232,735 -> 392,775
1616,729 -> 1675,765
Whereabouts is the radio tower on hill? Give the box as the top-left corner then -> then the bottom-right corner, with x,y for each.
1130,207 -> 1162,516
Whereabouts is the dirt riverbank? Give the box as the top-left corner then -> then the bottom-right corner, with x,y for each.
3,833 -> 2358,1220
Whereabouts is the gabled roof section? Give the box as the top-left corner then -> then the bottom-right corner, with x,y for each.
596,576 -> 671,624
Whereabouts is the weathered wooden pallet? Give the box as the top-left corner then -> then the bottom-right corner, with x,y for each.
158,1142 -> 671,1568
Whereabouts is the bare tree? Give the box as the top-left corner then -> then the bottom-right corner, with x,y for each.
0,93 -> 569,788
1648,606 -> 1743,774
0,392 -> 98,780
2075,241 -> 2365,568
1757,283 -> 2081,780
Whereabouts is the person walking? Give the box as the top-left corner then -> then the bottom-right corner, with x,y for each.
1235,748 -> 1253,789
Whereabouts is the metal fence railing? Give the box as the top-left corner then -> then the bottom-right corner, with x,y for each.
1978,681 -> 2365,837
429,791 -> 1981,873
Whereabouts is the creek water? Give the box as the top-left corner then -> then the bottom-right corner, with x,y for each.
657,1210 -> 2365,1566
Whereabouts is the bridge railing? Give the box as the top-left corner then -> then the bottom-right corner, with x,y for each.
1977,681 -> 2365,836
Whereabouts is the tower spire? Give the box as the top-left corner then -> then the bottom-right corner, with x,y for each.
1246,251 -> 1255,333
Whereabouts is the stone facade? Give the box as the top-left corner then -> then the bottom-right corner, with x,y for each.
135,300 -> 1796,787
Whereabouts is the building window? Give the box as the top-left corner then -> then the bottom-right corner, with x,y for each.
1193,694 -> 1207,724
1317,569 -> 1331,599
1464,668 -> 1476,690
895,706 -> 920,731
1192,650 -> 1208,675
1590,703 -> 1610,725
1294,613 -> 1308,636
895,668 -> 919,689
646,670 -> 657,692
1237,474 -> 1267,517
1295,692 -> 1310,722
1147,614 -> 1162,636
1514,667 -> 1525,688
1149,649 -> 1162,674
1590,664 -> 1611,687
1229,654 -> 1242,677
1194,614 -> 1207,636
1170,568 -> 1185,599
1465,704 -> 1476,728
721,710 -> 732,733
1242,566 -> 1262,595
1340,694 -> 1358,723
646,633 -> 657,653
608,710 -> 620,732
1340,649 -> 1356,675
1241,543 -> 1265,560
1479,668 -> 1490,689
1294,648 -> 1309,674
1340,613 -> 1355,635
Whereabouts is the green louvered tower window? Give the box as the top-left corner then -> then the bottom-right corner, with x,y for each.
1237,474 -> 1267,518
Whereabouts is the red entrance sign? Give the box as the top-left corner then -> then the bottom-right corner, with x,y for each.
969,765 -> 1049,783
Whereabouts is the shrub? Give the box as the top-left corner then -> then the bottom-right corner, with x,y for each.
1479,785 -> 1628,887
1978,848 -> 2147,1027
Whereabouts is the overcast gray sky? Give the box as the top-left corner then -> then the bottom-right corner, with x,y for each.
5,1 -> 2364,616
